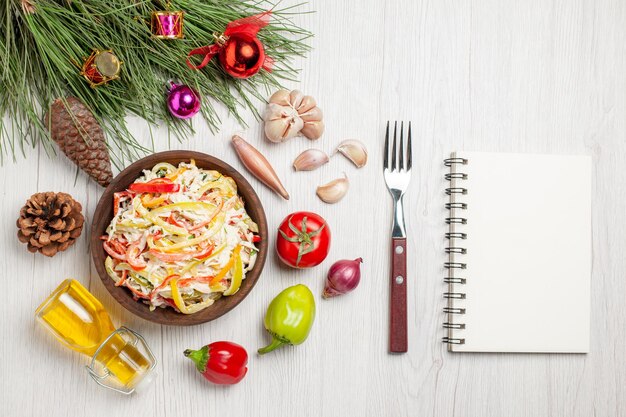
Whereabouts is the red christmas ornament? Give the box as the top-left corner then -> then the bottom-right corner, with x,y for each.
186,11 -> 273,79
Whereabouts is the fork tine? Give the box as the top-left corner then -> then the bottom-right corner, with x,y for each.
391,121 -> 397,170
407,122 -> 412,170
399,121 -> 404,170
383,121 -> 389,170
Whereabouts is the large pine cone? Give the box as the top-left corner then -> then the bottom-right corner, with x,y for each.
16,192 -> 84,257
45,97 -> 113,187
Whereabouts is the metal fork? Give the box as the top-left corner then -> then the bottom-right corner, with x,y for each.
383,121 -> 412,353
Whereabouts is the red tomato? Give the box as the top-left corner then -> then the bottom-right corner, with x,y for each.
276,211 -> 331,268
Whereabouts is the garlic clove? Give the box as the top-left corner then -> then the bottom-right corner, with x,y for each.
289,90 -> 305,109
264,102 -> 291,121
316,174 -> 349,204
264,89 -> 324,143
293,149 -> 329,171
265,117 -> 304,143
297,95 -> 317,113
335,139 -> 368,168
268,89 -> 291,106
299,106 -> 323,122
264,103 -> 303,143
301,120 -> 325,140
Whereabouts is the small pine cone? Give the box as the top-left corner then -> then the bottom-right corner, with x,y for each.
21,0 -> 35,14
16,192 -> 84,257
45,97 -> 113,187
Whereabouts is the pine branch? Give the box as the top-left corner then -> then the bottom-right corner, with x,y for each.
0,0 -> 311,166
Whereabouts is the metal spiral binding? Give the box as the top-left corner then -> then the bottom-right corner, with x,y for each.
445,247 -> 467,254
445,187 -> 467,195
442,337 -> 465,344
443,157 -> 467,346
445,202 -> 467,210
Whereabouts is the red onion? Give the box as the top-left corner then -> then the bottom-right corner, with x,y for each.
323,258 -> 363,298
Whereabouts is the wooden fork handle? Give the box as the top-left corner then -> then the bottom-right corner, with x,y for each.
389,237 -> 408,353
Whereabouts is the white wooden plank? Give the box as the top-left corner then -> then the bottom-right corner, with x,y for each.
1,0 -> 626,416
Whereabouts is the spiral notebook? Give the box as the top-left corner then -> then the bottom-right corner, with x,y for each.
443,151 -> 591,353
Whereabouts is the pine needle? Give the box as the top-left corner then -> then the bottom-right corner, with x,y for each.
0,0 -> 311,165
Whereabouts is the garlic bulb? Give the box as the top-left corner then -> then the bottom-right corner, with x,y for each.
293,149 -> 329,171
263,89 -> 324,143
335,139 -> 368,168
316,174 -> 349,204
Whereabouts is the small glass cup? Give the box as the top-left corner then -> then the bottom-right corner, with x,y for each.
35,279 -> 157,394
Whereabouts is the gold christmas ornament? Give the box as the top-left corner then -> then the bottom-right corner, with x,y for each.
80,49 -> 122,88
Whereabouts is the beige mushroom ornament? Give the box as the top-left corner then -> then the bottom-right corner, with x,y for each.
263,89 -> 324,142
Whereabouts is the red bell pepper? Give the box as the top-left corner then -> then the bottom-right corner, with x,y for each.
129,178 -> 180,194
148,244 -> 214,262
103,240 -> 126,261
175,275 -> 213,287
189,200 -> 224,231
108,238 -> 128,254
167,213 -> 192,229
115,270 -> 128,287
125,282 -> 150,300
151,274 -> 179,296
126,240 -> 147,271
184,341 -> 248,385
113,191 -> 133,216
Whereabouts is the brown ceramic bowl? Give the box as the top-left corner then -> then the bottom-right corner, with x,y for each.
90,150 -> 268,326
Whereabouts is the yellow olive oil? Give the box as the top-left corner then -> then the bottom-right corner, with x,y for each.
36,279 -> 151,388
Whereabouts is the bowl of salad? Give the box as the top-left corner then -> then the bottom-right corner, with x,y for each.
90,150 -> 268,325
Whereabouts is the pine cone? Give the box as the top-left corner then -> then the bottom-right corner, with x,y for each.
16,192 -> 84,257
45,97 -> 113,187
21,0 -> 35,14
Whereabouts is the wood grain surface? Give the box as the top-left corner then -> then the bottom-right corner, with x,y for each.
390,237 -> 408,353
2,0 -> 626,416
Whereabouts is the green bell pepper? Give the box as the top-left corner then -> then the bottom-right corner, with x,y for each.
258,284 -> 316,354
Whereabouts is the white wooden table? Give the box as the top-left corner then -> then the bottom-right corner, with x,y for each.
2,1 -> 625,416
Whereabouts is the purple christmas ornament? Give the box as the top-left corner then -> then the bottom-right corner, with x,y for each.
167,83 -> 201,119
151,11 -> 184,39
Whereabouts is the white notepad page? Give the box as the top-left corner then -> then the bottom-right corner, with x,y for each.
447,151 -> 591,353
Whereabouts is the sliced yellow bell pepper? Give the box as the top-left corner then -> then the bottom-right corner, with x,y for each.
105,256 -> 120,283
166,167 -> 186,181
179,243 -> 227,275
152,162 -> 177,176
197,177 -> 234,197
209,245 -> 241,287
133,196 -> 189,236
149,201 -> 217,216
134,197 -> 188,236
116,218 -> 152,228
170,278 -> 214,314
223,247 -> 243,296
147,214 -> 188,236
148,223 -> 221,253
114,262 -> 165,286
141,193 -> 168,208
